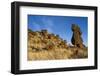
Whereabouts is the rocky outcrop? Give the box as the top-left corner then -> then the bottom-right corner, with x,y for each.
28,29 -> 73,60
28,27 -> 88,60
71,24 -> 85,48
28,29 -> 68,51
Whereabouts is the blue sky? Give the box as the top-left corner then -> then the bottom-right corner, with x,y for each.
28,15 -> 88,46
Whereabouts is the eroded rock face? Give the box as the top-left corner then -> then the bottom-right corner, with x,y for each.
71,24 -> 85,48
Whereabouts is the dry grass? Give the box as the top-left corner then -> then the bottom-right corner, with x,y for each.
28,48 -> 73,60
28,46 -> 88,60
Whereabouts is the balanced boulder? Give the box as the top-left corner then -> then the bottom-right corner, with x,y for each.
71,24 -> 85,48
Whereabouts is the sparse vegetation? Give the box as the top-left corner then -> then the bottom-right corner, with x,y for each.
28,29 -> 88,61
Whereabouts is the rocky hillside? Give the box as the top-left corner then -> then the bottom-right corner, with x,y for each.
28,29 -> 88,60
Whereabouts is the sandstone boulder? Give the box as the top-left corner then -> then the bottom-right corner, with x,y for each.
71,24 -> 85,48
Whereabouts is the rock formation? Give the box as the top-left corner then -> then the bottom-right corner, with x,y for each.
28,29 -> 74,60
28,27 -> 88,60
71,24 -> 85,48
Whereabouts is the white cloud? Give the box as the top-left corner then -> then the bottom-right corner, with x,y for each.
32,22 -> 41,31
42,17 -> 54,33
31,17 -> 55,33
